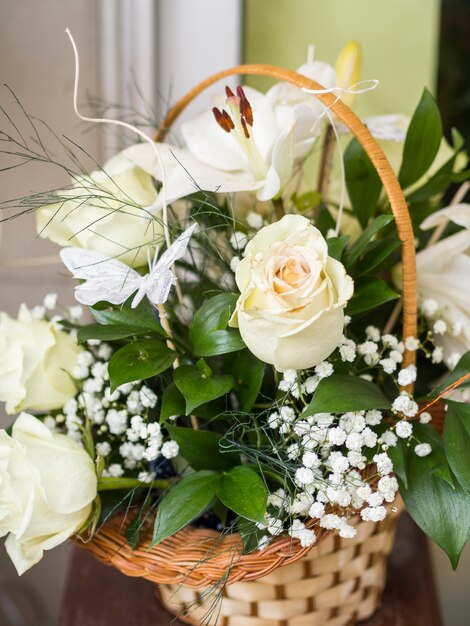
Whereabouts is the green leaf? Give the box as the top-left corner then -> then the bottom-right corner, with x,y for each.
291,191 -> 321,212
398,88 -> 443,189
399,423 -> 470,569
354,238 -> 401,276
327,235 -> 349,261
160,384 -> 186,423
445,401 -> 470,495
237,517 -> 266,553
343,214 -> 395,267
344,137 -> 383,228
77,323 -> 148,344
387,442 -> 408,488
431,351 -> 470,396
189,293 -> 245,357
346,277 -> 400,316
173,365 -> 234,414
302,375 -> 390,416
108,340 -> 176,392
91,297 -> 165,335
231,350 -> 265,412
217,466 -> 267,524
152,471 -> 221,545
167,425 -> 238,471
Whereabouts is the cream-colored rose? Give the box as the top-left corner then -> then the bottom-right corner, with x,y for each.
229,215 -> 354,371
36,152 -> 161,266
0,305 -> 81,414
0,413 -> 97,575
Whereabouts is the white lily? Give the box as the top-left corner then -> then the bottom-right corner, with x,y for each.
417,203 -> 470,366
123,58 -> 338,206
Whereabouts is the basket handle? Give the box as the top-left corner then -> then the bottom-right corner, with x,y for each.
154,64 -> 417,367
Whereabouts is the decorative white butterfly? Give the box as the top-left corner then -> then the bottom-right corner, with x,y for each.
60,223 -> 197,309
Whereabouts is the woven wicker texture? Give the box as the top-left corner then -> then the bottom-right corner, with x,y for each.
158,499 -> 402,626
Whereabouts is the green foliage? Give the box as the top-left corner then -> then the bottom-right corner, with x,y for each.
343,214 -> 395,268
346,277 -> 400,316
159,384 -> 185,423
344,137 -> 383,228
302,375 -> 390,416
398,88 -> 443,189
108,340 -> 176,392
77,323 -> 148,344
230,350 -> 265,412
167,425 -> 239,471
91,297 -> 165,335
354,238 -> 401,276
431,351 -> 470,396
189,293 -> 245,357
444,401 -> 470,495
152,471 -> 220,545
326,235 -> 349,261
173,364 -> 234,414
216,466 -> 268,524
398,424 -> 470,569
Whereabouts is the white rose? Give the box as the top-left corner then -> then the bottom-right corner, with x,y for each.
36,152 -> 161,266
0,413 -> 97,574
415,203 -> 470,367
0,305 -> 81,414
229,215 -> 353,371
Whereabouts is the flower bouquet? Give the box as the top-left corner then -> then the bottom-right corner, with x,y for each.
1,38 -> 470,625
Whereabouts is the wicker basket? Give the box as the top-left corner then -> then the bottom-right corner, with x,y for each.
83,65 -> 419,625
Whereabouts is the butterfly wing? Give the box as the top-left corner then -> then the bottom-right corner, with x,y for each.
144,223 -> 197,306
60,248 -> 142,306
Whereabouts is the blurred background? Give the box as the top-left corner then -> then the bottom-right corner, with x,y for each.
0,1 -> 469,624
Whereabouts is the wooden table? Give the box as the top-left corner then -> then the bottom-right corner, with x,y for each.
59,514 -> 442,626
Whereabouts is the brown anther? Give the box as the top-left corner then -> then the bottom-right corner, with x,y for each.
240,116 -> 250,139
237,86 -> 253,126
225,85 -> 235,98
212,107 -> 234,133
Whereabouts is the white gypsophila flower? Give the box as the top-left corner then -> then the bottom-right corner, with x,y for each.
268,489 -> 286,509
357,341 -> 378,356
448,352 -> 462,369
127,390 -> 143,413
373,453 -> 393,476
91,362 -> 109,381
308,501 -> 326,519
381,430 -> 398,447
63,398 -> 78,416
382,334 -> 398,348
433,320 -> 447,335
96,441 -> 111,457
339,338 -> 356,362
356,483 -> 372,501
287,443 -> 301,460
302,451 -> 320,468
380,358 -> 397,374
419,411 -> 432,424
69,305 -> 84,322
295,467 -> 314,485
267,412 -> 281,429
431,347 -> 444,364
339,412 -> 365,433
230,256 -> 241,272
30,305 -> 46,320
73,365 -> 89,380
362,427 -> 378,448
106,409 -> 128,435
421,298 -> 439,317
280,405 -> 296,422
327,451 -> 349,474
43,416 -> 56,431
283,369 -> 297,384
397,364 -> 417,386
302,376 -> 320,394
347,450 -> 366,468
83,378 -> 104,394
246,211 -> 264,229
103,464 -> 124,478
378,476 -> 398,502
338,523 -> 357,539
389,349 -> 403,363
140,386 -> 158,408
365,410 -> 382,426
266,516 -> 284,536
392,394 -> 418,417
328,427 -> 347,446
415,443 -> 432,457
294,420 -> 312,437
77,351 -> 94,368
345,432 -> 363,450
395,421 -> 413,439
405,336 -> 420,351
360,374 -> 373,382
98,343 -> 113,360
288,520 -> 316,548
230,231 -> 249,251
290,492 -> 313,515
314,361 -> 334,379
364,353 -> 380,366
366,326 -> 381,342
367,492 -> 384,507
43,292 -> 58,310
257,535 -> 270,550
319,513 -> 342,530
312,412 -> 334,427
138,471 -> 155,484
361,506 -> 387,522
